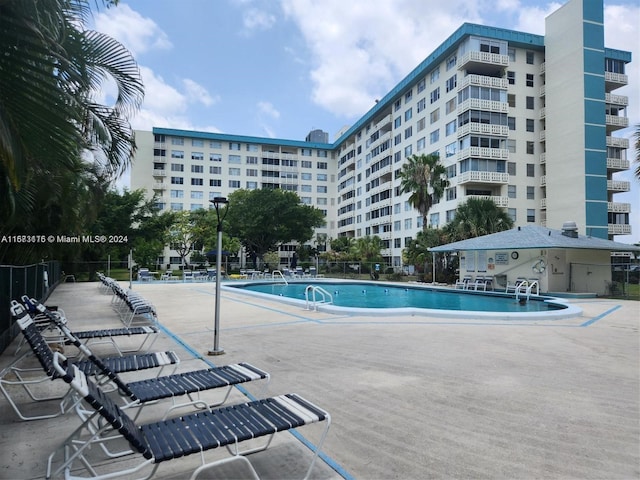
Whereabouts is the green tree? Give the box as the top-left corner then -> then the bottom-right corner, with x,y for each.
167,211 -> 206,268
225,189 -> 325,264
0,0 -> 143,262
399,154 -> 449,230
444,198 -> 514,242
353,236 -> 384,266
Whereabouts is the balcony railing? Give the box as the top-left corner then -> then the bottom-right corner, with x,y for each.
457,98 -> 509,114
457,147 -> 509,161
458,74 -> 508,90
457,51 -> 509,69
539,85 -> 545,97
540,62 -> 546,74
604,71 -> 628,86
152,183 -> 166,190
457,123 -> 509,138
540,130 -> 546,142
540,175 -> 546,187
607,180 -> 630,192
607,158 -> 630,171
539,108 -> 546,119
608,202 -> 631,213
467,195 -> 509,207
608,223 -> 632,235
375,114 -> 392,130
457,171 -> 509,185
606,136 -> 629,149
540,153 -> 546,164
541,198 -> 547,209
152,169 -> 167,177
606,115 -> 629,128
605,93 -> 629,106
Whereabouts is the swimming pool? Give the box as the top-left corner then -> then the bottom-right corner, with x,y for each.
226,280 -> 582,320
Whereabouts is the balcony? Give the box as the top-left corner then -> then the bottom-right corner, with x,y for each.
540,62 -> 546,75
458,74 -> 508,90
606,136 -> 629,149
540,153 -> 546,164
457,171 -> 509,185
152,169 -> 167,177
539,107 -> 546,119
608,202 -> 631,213
152,183 -> 166,190
540,130 -> 546,142
607,180 -> 630,192
605,71 -> 628,91
467,195 -> 509,207
539,85 -> 545,97
608,223 -> 632,235
457,51 -> 509,74
375,114 -> 392,130
457,123 -> 509,138
457,147 -> 509,161
606,115 -> 629,131
607,158 -> 630,171
541,198 -> 546,209
540,175 -> 546,187
457,98 -> 509,114
605,93 -> 629,106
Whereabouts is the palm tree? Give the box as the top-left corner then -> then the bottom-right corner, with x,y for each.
444,198 -> 514,241
0,0 -> 143,261
398,153 -> 449,230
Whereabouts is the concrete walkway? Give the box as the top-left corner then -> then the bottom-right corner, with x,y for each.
1,281 -> 638,479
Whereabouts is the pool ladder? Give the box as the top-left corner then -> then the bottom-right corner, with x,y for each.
515,279 -> 539,302
305,285 -> 333,311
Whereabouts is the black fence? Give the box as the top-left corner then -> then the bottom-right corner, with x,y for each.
0,261 -> 62,354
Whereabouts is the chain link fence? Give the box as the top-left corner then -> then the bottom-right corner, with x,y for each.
0,261 -> 61,354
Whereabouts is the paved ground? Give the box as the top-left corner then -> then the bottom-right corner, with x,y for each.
0,280 -> 638,479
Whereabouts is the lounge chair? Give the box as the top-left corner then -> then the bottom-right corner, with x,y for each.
47,353 -> 330,480
505,278 -> 528,294
2,303 -> 179,421
455,275 -> 473,289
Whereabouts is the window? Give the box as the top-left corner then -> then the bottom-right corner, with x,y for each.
508,94 -> 516,108
192,139 -> 204,147
446,187 -> 456,201
507,71 -> 515,85
526,96 -> 534,109
446,55 -> 457,70
301,172 -> 312,180
317,185 -> 327,193
417,137 -> 426,151
417,98 -> 426,113
317,150 -> 328,157
394,133 -> 402,145
405,108 -> 413,121
191,191 -> 203,199
190,204 -> 203,211
445,75 -> 457,92
191,165 -> 203,173
209,179 -> 221,187
417,117 -> 426,132
417,78 -> 426,93
445,120 -> 456,136
246,181 -> 258,189
301,160 -> 312,168
527,209 -> 535,222
301,148 -> 312,156
170,190 -> 183,198
430,108 -> 440,124
300,196 -> 312,205
317,197 -> 327,205
430,87 -> 440,104
170,176 -> 183,185
171,150 -> 184,159
317,162 -> 328,169
507,162 -> 516,175
430,67 -> 440,83
228,155 -> 241,164
301,184 -> 312,192
209,166 -> 221,174
394,99 -> 402,112
247,144 -> 258,152
507,140 -> 516,153
317,173 -> 327,181
394,116 -> 402,128
153,149 -> 166,157
508,48 -> 516,62
210,153 -> 222,162
171,138 -> 184,145
526,51 -> 534,64
154,134 -> 165,143
394,238 -> 401,248
404,145 -> 412,157
526,164 -> 535,177
191,152 -> 204,161
246,168 -> 258,177
404,127 -> 413,139
527,186 -> 535,199
429,129 -> 439,144
445,142 -> 456,157
526,142 -> 535,155
170,203 -> 183,211
508,185 -> 516,198
171,163 -> 184,172
526,74 -> 534,87
191,178 -> 203,186
405,89 -> 412,102
210,141 -> 222,149
246,156 -> 258,164
228,168 -> 241,176
508,117 -> 516,130
445,98 -> 456,114
229,180 -> 241,188
404,218 -> 412,230
229,142 -> 241,150
430,212 -> 440,227
526,119 -> 535,132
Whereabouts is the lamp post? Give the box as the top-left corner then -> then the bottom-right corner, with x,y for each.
208,197 -> 229,356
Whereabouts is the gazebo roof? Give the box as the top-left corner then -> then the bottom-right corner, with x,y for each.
429,225 -> 640,253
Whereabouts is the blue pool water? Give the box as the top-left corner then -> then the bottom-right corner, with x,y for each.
229,281 -> 566,313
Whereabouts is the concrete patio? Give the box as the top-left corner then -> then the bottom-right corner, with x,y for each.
1,280 -> 638,479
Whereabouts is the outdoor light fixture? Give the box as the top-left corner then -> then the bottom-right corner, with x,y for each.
208,197 -> 229,356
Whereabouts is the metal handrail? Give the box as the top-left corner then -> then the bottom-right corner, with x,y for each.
305,285 -> 333,311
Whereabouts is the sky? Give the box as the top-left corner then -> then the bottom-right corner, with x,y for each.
90,0 -> 640,244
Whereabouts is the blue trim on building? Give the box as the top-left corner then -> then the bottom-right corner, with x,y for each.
584,150 -> 606,176
585,176 -> 608,201
583,0 -> 604,24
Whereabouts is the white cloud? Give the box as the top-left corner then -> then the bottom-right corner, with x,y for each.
93,4 -> 172,57
183,79 -> 219,107
243,8 -> 277,31
257,101 -> 281,119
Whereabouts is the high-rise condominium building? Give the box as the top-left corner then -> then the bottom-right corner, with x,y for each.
131,0 -> 632,269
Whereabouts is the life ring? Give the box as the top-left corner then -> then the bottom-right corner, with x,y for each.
532,259 -> 547,274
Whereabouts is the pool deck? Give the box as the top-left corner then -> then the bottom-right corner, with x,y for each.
1,280 -> 639,479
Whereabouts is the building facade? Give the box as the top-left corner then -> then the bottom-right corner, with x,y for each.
130,0 -> 632,269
